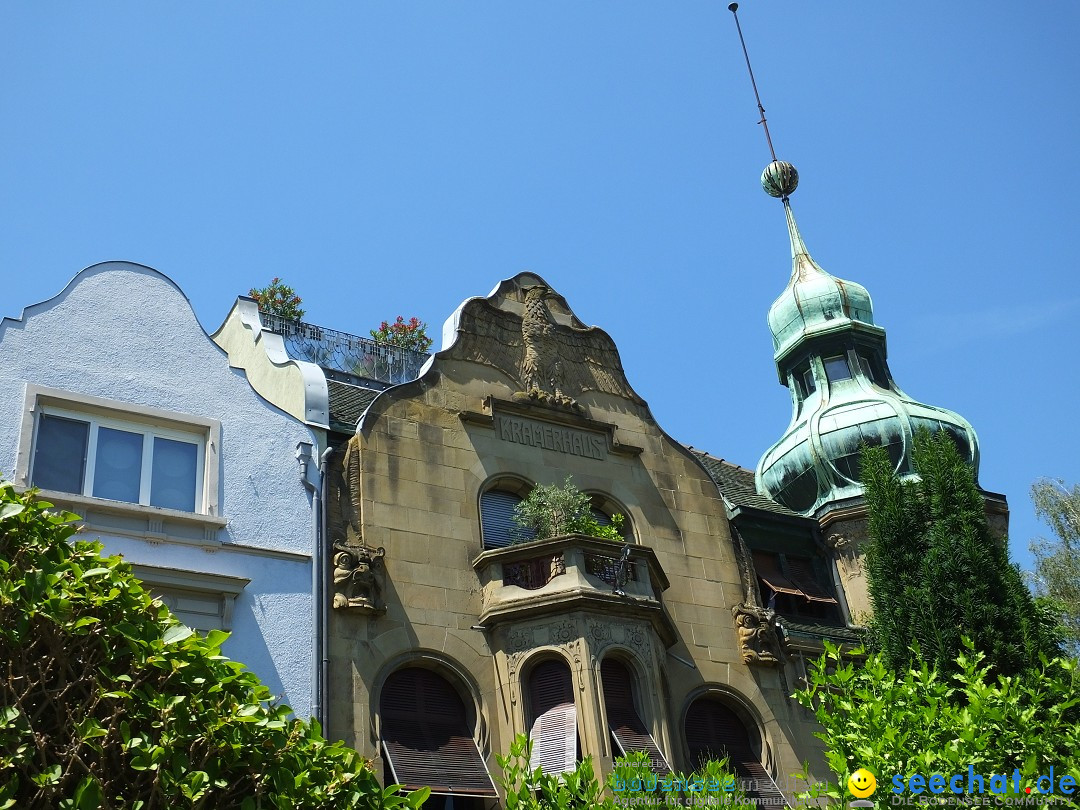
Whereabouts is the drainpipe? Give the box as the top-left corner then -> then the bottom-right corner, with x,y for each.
296,441 -> 330,730
318,445 -> 332,731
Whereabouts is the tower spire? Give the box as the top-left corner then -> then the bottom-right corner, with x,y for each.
727,2 -> 800,202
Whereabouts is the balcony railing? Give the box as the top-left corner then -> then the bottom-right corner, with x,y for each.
260,312 -> 430,385
472,534 -> 671,629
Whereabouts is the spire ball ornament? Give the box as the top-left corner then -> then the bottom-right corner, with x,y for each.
761,160 -> 799,199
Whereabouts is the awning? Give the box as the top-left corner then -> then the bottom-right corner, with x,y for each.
753,552 -> 837,604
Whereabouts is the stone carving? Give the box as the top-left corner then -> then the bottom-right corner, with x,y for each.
732,604 -> 782,666
623,624 -> 650,657
343,437 -> 363,536
332,543 -> 386,613
549,620 -> 576,646
508,627 -> 534,653
828,532 -> 864,578
587,619 -> 612,649
446,276 -> 645,410
729,527 -> 763,607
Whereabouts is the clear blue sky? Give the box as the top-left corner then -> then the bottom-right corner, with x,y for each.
3,2 -> 1077,572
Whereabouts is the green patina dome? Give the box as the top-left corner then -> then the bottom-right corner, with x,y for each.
756,199 -> 980,516
767,204 -> 878,365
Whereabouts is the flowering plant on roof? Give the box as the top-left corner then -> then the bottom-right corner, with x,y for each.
249,277 -> 305,320
369,316 -> 433,354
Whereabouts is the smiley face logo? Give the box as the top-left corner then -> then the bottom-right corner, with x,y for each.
848,769 -> 877,799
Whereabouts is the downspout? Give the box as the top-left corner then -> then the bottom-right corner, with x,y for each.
297,441 -> 331,730
318,446 -> 332,731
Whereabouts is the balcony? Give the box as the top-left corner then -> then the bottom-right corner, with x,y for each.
472,535 -> 674,642
260,312 -> 430,386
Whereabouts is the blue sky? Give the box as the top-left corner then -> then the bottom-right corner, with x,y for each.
2,2 -> 1077,572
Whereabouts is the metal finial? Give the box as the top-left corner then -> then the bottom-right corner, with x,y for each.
728,4 -> 799,200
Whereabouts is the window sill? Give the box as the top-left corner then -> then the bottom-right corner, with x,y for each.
23,487 -> 228,545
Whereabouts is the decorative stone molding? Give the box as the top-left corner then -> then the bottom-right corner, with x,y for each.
827,532 -> 864,579
332,542 -> 386,614
445,274 -> 645,412
732,604 -> 782,666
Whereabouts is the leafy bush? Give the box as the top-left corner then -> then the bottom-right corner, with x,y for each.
0,482 -> 427,810
369,316 -> 433,353
249,277 -> 305,320
512,477 -> 625,543
496,734 -> 754,809
795,639 -> 1080,803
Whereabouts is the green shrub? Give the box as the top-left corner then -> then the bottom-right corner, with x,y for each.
512,477 -> 625,543
0,482 -> 427,810
249,277 -> 305,321
495,733 -> 754,809
794,638 -> 1080,805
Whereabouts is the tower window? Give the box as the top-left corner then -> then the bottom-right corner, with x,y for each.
823,356 -> 851,382
798,365 -> 816,398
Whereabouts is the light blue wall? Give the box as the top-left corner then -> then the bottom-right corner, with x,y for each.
0,261 -> 316,714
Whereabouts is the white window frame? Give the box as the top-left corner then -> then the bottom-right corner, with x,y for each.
131,564 -> 249,632
16,384 -> 222,518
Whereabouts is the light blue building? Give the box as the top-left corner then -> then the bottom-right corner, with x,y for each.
0,261 -> 320,715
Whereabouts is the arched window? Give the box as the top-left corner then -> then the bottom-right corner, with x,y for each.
380,667 -> 496,799
587,493 -> 633,542
600,658 -> 669,774
480,488 -> 534,549
526,658 -> 577,776
684,697 -> 784,803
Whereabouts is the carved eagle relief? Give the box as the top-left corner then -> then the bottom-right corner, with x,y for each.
445,278 -> 644,410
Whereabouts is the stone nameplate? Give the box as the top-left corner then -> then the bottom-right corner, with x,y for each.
496,414 -> 607,460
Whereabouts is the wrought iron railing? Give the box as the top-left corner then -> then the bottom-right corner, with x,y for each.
584,551 -> 637,587
502,553 -> 566,590
260,312 -> 430,385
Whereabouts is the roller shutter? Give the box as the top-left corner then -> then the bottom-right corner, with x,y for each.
481,490 -> 533,549
380,668 -> 497,797
527,659 -> 577,776
601,658 -> 669,774
684,698 -> 787,806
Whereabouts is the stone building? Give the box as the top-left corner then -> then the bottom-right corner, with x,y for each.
319,273 -> 852,807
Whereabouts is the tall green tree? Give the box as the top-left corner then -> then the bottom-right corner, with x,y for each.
861,428 -> 1056,676
1030,478 -> 1080,657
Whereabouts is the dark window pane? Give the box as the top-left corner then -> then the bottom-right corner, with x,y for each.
93,427 -> 143,504
801,367 -> 816,395
824,356 -> 851,382
151,437 -> 198,512
33,414 -> 89,493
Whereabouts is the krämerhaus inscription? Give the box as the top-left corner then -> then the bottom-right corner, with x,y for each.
496,414 -> 607,460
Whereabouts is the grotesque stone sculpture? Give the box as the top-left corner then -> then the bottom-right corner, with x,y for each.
332,543 -> 386,613
732,604 -> 782,666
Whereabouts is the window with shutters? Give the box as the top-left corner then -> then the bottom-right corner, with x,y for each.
683,696 -> 786,805
379,667 -> 497,799
600,658 -> 669,774
526,658 -> 578,776
480,485 -> 535,549
752,551 -> 841,623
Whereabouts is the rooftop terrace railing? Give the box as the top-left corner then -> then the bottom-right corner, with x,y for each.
260,312 -> 430,385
